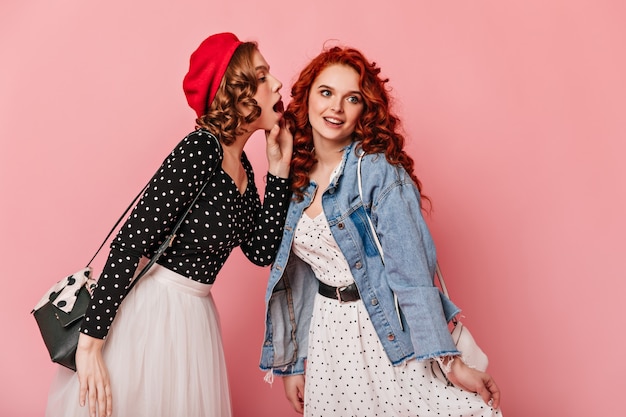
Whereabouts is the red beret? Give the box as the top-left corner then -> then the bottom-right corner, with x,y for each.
183,33 -> 243,118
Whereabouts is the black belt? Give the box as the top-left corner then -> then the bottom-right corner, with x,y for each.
318,281 -> 360,302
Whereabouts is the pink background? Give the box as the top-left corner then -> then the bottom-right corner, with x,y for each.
1,1 -> 624,416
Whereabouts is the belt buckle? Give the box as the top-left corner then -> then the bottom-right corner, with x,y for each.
336,286 -> 346,304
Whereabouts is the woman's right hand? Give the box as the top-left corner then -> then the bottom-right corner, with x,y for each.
282,374 -> 305,414
75,333 -> 112,417
265,121 -> 293,179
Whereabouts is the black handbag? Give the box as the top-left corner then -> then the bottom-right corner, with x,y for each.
32,267 -> 95,371
32,136 -> 221,371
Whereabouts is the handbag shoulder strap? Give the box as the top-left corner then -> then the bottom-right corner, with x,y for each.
434,263 -> 450,298
357,153 -> 404,328
88,133 -> 223,289
357,153 -> 451,299
86,185 -> 148,267
357,152 -> 384,265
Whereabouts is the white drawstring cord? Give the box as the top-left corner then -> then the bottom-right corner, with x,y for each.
358,153 -> 403,330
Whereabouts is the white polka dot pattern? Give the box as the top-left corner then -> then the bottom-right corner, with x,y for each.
293,214 -> 502,417
81,130 -> 290,339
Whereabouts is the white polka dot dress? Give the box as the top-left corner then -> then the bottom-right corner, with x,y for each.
292,212 -> 502,417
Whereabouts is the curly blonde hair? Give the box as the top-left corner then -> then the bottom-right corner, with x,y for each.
196,42 -> 262,145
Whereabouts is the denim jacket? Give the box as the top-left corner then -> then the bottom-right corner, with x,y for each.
260,143 -> 461,376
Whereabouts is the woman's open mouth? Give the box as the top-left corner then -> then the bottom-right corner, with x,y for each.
273,100 -> 284,114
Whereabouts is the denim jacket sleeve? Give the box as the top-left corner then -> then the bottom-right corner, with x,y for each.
361,154 -> 461,359
260,190 -> 318,376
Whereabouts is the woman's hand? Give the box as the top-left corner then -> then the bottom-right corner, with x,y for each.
75,333 -> 112,417
282,374 -> 305,414
265,121 -> 293,178
446,358 -> 501,409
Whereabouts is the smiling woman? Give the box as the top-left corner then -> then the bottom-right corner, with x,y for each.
42,32 -> 293,417
295,64 -> 366,212
260,46 -> 504,417
308,64 -> 364,146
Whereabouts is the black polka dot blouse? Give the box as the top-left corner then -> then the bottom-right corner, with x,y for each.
81,129 -> 290,339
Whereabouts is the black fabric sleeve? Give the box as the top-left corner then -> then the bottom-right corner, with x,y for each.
81,130 -> 221,339
240,173 -> 291,266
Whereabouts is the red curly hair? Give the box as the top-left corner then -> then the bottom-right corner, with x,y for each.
285,46 -> 426,202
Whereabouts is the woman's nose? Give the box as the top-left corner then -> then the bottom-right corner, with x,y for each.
330,98 -> 343,113
272,74 -> 282,92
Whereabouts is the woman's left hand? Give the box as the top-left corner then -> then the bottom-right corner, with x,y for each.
265,121 -> 293,178
76,333 -> 112,417
447,358 -> 501,409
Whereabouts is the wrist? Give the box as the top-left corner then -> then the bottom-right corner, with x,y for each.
77,332 -> 105,351
268,165 -> 290,179
436,355 -> 462,375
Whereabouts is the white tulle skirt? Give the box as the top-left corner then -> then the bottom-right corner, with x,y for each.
45,263 -> 232,417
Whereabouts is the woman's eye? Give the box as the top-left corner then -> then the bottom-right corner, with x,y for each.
258,76 -> 267,82
320,90 -> 331,97
347,96 -> 361,104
